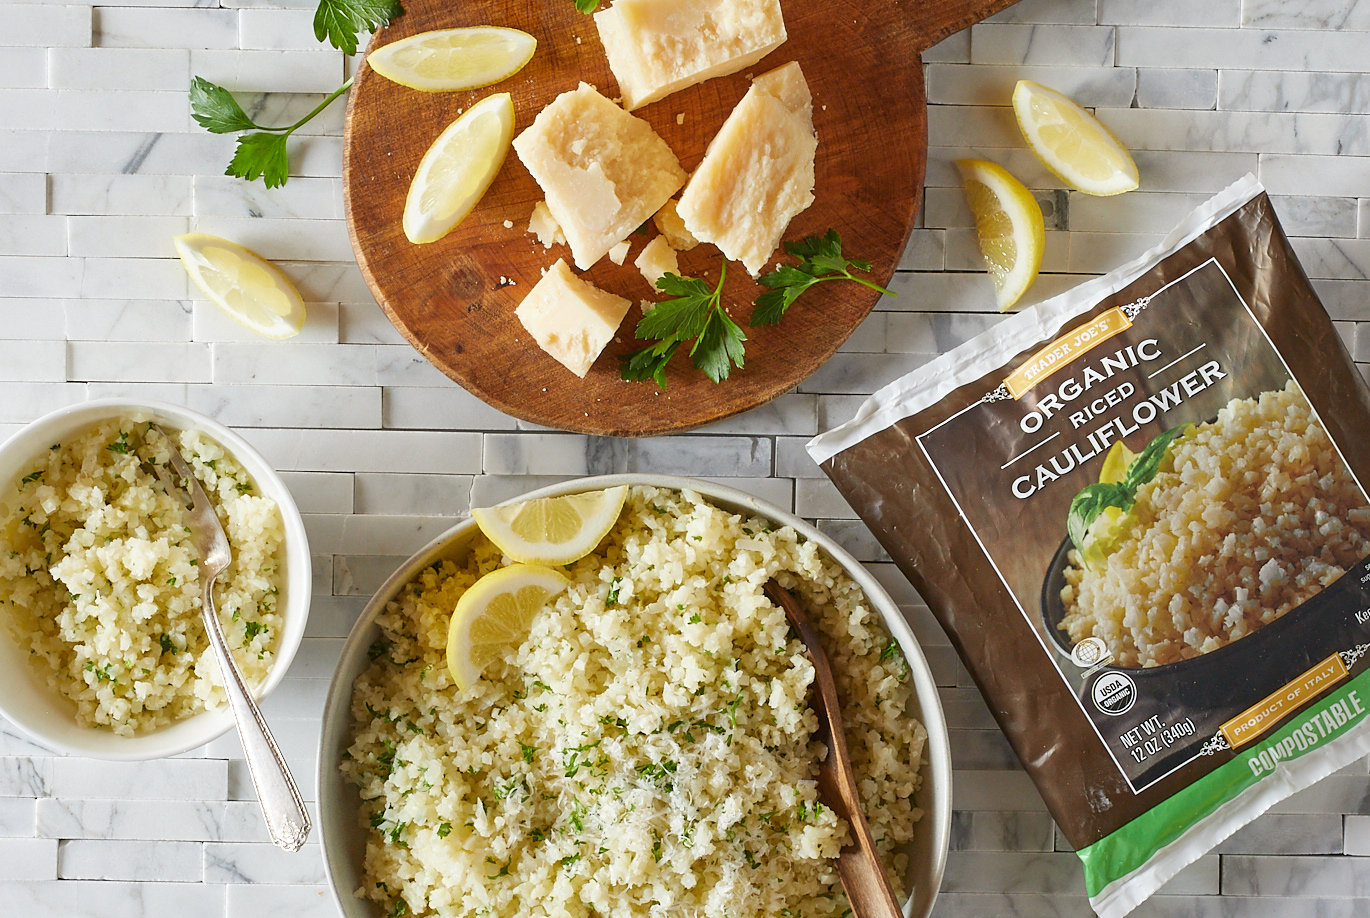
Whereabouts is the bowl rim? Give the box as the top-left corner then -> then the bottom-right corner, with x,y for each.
318,473 -> 951,918
0,397 -> 312,760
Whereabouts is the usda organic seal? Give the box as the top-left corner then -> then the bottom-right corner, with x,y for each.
1092,671 -> 1136,716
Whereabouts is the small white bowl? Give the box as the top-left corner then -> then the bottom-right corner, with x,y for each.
318,474 -> 951,918
0,399 -> 311,760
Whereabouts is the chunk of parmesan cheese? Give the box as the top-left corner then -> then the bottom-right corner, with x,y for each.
513,83 -> 686,270
515,259 -> 631,378
634,235 -> 679,289
653,199 -> 699,252
677,61 -> 816,276
527,201 -> 566,249
608,241 -> 631,265
594,0 -> 787,111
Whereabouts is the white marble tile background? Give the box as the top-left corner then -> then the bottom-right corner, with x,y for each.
1,0 -> 1370,915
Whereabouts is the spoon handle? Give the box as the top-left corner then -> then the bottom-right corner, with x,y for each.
765,582 -> 905,918
202,581 -> 312,852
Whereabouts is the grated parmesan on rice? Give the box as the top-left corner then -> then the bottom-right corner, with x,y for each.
1060,380 -> 1370,668
342,486 -> 926,918
0,417 -> 285,735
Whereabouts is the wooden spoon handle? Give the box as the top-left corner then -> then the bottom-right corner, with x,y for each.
765,582 -> 904,918
833,790 -> 907,918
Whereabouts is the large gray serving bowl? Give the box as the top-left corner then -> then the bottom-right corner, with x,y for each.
319,474 -> 952,918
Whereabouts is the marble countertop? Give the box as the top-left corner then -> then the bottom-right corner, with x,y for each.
3,0 -> 1370,915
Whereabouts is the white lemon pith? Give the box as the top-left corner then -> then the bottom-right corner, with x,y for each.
471,485 -> 629,566
445,564 -> 570,690
403,92 -> 516,245
173,233 -> 307,339
1012,80 -> 1139,196
956,159 -> 1046,312
368,27 -> 537,92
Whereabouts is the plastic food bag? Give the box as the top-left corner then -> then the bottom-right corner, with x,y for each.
809,176 -> 1370,917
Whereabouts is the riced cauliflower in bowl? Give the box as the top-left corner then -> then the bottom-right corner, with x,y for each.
0,400 -> 311,760
319,475 -> 951,918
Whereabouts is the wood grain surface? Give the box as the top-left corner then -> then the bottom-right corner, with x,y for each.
344,0 -> 1019,436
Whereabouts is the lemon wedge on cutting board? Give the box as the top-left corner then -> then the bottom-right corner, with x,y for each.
369,27 -> 536,92
472,486 -> 628,566
956,159 -> 1045,312
1012,80 -> 1139,196
446,563 -> 569,690
173,233 -> 306,339
403,92 -> 515,244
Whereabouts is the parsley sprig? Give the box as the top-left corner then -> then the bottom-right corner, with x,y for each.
574,0 -> 600,12
189,0 -> 402,187
190,78 -> 354,188
751,229 -> 894,327
620,263 -> 746,388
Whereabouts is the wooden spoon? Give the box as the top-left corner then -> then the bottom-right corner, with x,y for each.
764,581 -> 904,918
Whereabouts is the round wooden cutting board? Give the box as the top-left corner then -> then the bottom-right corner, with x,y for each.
344,0 -> 1019,436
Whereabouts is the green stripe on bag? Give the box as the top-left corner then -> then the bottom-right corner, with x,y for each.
1077,668 -> 1370,896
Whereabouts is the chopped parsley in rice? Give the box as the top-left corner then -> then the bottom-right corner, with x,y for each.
0,417 -> 285,735
343,486 -> 926,918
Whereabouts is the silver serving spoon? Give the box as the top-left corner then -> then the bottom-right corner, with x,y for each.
150,424 -> 310,851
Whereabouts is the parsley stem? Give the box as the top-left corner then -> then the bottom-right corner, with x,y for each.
284,78 -> 354,133
823,272 -> 893,297
250,78 -> 354,134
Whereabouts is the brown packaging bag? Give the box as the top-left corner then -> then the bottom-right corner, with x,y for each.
809,176 -> 1370,917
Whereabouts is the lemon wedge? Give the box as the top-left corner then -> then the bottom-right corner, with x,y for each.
956,159 -> 1045,312
368,27 -> 537,93
403,92 -> 515,244
173,233 -> 306,339
1080,505 -> 1131,570
446,563 -> 569,690
1098,440 -> 1138,485
472,485 -> 628,566
1012,80 -> 1139,196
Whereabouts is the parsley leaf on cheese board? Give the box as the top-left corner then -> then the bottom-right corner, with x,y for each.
751,229 -> 895,327
620,263 -> 748,388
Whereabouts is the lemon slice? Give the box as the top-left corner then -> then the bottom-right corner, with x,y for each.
447,563 -> 569,690
403,92 -> 515,244
173,233 -> 306,339
368,27 -> 536,92
472,485 -> 628,566
1012,80 -> 1139,196
956,159 -> 1045,312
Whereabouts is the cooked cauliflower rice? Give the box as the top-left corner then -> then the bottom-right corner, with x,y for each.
1060,381 -> 1370,668
343,486 -> 926,918
0,417 -> 285,735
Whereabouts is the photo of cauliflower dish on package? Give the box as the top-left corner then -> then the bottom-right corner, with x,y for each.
1058,380 -> 1370,669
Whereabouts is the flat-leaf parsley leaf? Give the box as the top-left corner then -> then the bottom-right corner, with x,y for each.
751,229 -> 894,327
313,0 -> 403,56
190,76 -> 356,189
191,0 -> 400,188
621,263 -> 746,388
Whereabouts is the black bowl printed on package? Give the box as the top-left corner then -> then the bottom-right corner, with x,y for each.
809,177 -> 1370,918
